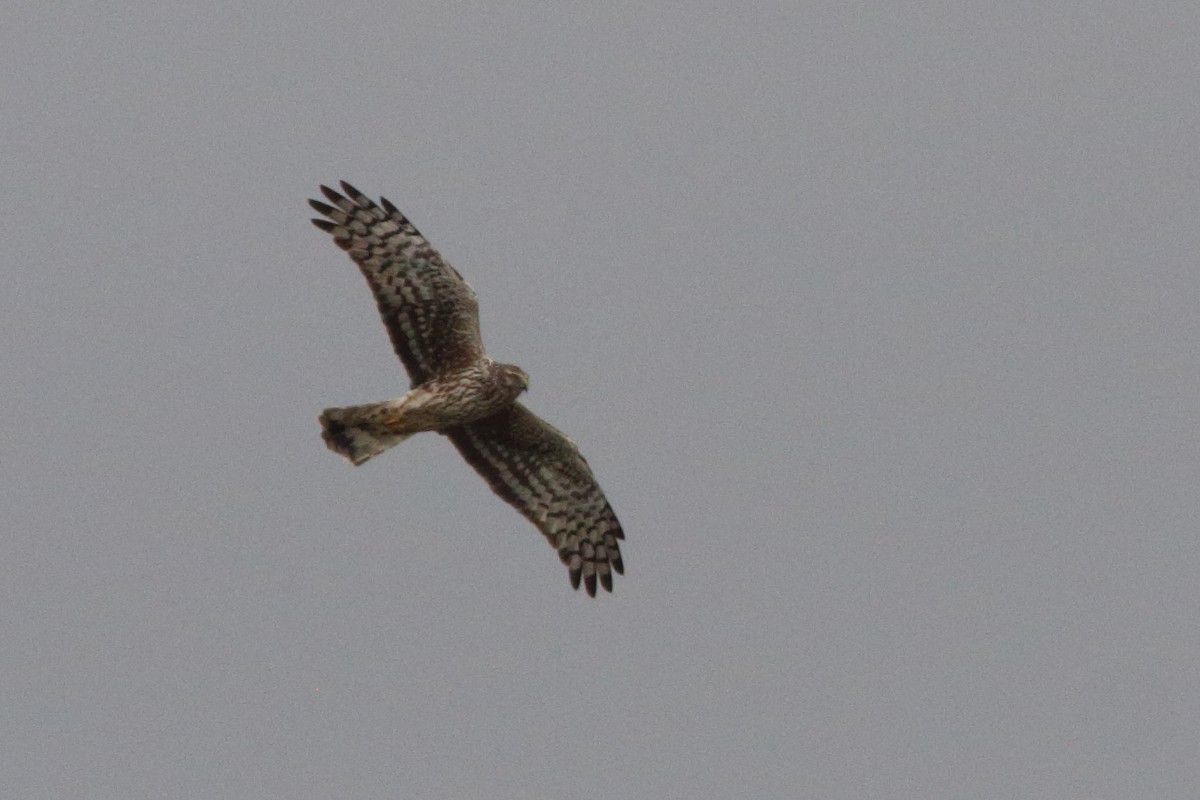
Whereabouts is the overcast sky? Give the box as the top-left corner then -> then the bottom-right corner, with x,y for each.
4,3 -> 1200,798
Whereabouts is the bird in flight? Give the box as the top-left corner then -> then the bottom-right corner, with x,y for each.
310,182 -> 624,596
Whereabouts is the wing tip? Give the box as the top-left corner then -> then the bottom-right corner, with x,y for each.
568,558 -> 618,597
309,198 -> 336,215
319,183 -> 346,205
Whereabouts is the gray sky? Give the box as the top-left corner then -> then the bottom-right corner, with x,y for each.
5,3 -> 1200,798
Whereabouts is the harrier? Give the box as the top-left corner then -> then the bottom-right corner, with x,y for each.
310,182 -> 624,595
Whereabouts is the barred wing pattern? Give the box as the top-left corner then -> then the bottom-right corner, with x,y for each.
311,182 -> 626,596
446,405 -> 625,596
310,182 -> 482,385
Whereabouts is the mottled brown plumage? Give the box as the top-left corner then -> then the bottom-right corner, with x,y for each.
311,182 -> 624,595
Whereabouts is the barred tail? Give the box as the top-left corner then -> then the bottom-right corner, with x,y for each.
319,403 -> 413,466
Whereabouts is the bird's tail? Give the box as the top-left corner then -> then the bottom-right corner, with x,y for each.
319,403 -> 414,466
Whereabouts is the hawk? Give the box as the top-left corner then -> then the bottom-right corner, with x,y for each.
310,182 -> 625,596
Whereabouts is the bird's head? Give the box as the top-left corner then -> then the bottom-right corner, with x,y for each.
495,362 -> 530,399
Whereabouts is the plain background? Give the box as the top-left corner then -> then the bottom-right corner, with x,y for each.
4,3 -> 1200,798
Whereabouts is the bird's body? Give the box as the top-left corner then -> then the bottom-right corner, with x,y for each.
310,182 -> 624,595
321,359 -> 528,464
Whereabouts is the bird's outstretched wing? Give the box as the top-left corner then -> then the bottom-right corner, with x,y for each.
445,404 -> 625,596
310,182 -> 482,385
